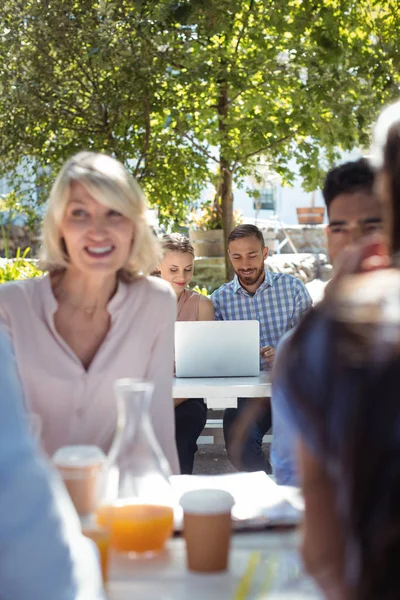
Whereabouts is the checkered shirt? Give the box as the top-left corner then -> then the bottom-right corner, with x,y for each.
211,268 -> 312,354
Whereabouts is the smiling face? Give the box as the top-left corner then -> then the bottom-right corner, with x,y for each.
159,250 -> 194,296
59,181 -> 135,276
228,235 -> 268,291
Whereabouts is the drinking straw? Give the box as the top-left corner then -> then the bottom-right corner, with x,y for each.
233,551 -> 261,600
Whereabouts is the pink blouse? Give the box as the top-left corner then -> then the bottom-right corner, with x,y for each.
0,274 -> 180,473
177,289 -> 201,322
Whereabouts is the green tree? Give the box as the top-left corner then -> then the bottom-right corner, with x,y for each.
0,0 -> 399,277
161,0 -> 399,276
0,0 -> 210,225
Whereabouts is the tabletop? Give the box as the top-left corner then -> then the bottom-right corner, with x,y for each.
107,530 -> 321,600
172,374 -> 271,401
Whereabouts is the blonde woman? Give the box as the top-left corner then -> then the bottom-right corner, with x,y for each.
159,233 -> 214,473
0,152 -> 179,473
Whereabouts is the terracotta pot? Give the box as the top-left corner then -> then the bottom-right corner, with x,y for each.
189,229 -> 224,258
296,207 -> 325,225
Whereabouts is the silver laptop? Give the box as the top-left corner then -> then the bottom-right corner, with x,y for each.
175,320 -> 260,378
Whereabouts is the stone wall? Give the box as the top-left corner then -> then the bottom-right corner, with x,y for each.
192,253 -> 332,293
265,225 -> 327,255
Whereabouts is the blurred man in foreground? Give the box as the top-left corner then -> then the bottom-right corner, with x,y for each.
271,158 -> 383,485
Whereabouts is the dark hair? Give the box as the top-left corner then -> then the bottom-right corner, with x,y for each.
322,158 -> 375,214
383,122 -> 400,255
160,233 -> 195,256
279,308 -> 400,600
227,224 -> 264,248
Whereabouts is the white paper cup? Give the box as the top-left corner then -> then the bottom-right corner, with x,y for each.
180,489 -> 235,572
53,445 -> 106,517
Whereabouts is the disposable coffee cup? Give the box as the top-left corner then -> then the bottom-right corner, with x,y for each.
53,445 -> 106,517
180,489 -> 235,573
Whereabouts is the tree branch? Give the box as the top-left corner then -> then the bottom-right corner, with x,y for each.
133,95 -> 151,177
180,131 -> 220,163
18,23 -> 95,98
232,133 -> 296,171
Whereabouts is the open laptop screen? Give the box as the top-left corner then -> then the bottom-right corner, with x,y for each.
175,320 -> 260,378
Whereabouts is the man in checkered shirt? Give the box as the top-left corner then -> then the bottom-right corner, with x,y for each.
211,224 -> 312,472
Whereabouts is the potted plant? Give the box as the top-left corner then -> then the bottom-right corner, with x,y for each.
296,191 -> 325,225
189,200 -> 243,258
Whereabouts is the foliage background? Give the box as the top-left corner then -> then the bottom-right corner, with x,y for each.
0,0 -> 399,275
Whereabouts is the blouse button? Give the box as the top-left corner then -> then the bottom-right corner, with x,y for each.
76,408 -> 84,417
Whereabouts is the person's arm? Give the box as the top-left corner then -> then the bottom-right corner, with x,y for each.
270,330 -> 299,485
198,295 -> 214,321
298,439 -> 350,600
291,280 -> 313,327
0,332 -> 104,600
145,290 -> 180,474
270,384 -> 298,486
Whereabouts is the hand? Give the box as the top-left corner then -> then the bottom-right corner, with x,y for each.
260,345 -> 275,364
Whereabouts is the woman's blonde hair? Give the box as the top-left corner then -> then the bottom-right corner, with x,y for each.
41,151 -> 160,279
160,233 -> 195,256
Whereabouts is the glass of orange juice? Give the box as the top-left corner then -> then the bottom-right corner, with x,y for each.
97,501 -> 174,556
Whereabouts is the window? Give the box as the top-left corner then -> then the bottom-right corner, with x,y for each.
253,188 -> 276,211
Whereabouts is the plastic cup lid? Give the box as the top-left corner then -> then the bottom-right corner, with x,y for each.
180,489 -> 235,515
52,445 -> 106,468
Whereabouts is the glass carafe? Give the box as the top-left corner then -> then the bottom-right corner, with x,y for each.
96,379 -> 175,556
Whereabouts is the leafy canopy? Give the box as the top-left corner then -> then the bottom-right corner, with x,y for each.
0,0 -> 398,230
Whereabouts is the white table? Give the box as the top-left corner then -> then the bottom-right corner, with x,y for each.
173,374 -> 271,410
108,531 -> 321,599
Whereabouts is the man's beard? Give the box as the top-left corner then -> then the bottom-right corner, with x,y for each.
236,264 -> 265,287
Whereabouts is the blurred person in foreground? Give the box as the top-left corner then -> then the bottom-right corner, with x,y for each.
273,101 -> 400,599
0,329 -> 103,600
159,233 -> 214,474
271,159 -> 383,485
0,152 -> 179,473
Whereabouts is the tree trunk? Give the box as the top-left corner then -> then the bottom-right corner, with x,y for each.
217,78 -> 234,281
221,159 -> 234,280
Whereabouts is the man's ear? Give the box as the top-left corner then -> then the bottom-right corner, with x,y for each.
263,246 -> 269,260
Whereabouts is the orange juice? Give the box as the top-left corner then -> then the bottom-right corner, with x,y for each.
97,504 -> 174,553
82,524 -> 110,582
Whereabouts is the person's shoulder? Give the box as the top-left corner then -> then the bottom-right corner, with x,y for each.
198,292 -> 212,303
184,288 -> 202,300
199,293 -> 213,309
210,279 -> 234,299
129,274 -> 174,297
270,272 -> 308,291
132,275 -> 176,310
0,275 -> 43,301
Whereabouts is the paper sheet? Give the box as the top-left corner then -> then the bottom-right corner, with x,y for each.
170,471 -> 304,529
